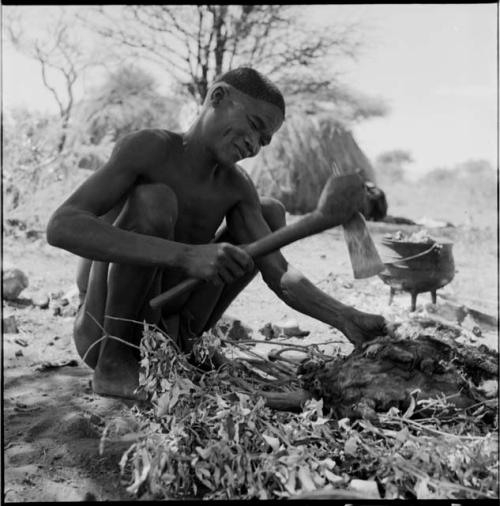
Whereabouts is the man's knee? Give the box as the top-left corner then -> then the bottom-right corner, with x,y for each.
260,197 -> 286,231
120,183 -> 178,237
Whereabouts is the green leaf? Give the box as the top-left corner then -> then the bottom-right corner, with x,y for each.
262,434 -> 280,452
324,468 -> 343,484
395,427 -> 410,443
168,383 -> 180,410
195,446 -> 212,460
297,466 -> 316,492
284,468 -> 297,495
156,392 -> 170,417
414,478 -> 435,499
225,414 -> 236,440
344,436 -> 358,456
403,393 -> 417,418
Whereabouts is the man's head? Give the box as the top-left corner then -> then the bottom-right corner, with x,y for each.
200,67 -> 285,166
213,67 -> 285,118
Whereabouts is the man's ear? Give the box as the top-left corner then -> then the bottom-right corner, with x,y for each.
210,84 -> 228,107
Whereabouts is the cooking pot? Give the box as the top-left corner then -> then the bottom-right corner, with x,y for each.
378,237 -> 455,311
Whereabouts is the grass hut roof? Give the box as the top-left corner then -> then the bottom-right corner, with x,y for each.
246,114 -> 376,214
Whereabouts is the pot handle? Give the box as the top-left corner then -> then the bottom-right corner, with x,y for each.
384,243 -> 440,265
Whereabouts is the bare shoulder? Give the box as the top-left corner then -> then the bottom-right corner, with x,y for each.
110,128 -> 180,169
228,163 -> 261,205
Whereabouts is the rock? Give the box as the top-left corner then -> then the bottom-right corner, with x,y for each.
14,337 -> 28,347
216,314 -> 252,341
15,349 -> 23,357
461,314 -> 482,336
25,229 -> 44,240
424,301 -> 468,323
50,290 -> 65,300
478,379 -> 498,398
273,318 -> 310,338
3,268 -> 29,300
3,315 -> 19,333
259,322 -> 275,340
63,285 -> 80,301
32,293 -> 50,309
227,320 -> 252,341
56,413 -> 101,439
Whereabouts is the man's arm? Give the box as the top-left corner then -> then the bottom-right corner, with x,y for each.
226,174 -> 387,345
46,130 -> 190,268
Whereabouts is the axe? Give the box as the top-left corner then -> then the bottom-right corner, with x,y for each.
330,162 -> 384,279
150,171 -> 384,310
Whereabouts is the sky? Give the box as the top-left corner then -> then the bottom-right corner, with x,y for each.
2,4 -> 498,178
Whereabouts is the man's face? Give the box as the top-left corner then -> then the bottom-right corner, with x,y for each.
206,85 -> 284,166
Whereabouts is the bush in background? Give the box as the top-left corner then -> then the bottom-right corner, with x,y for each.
374,149 -> 413,185
3,108 -> 61,212
71,65 -> 182,171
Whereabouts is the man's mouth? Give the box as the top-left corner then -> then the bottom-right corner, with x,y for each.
234,144 -> 248,159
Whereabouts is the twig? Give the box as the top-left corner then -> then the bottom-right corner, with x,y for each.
222,337 -> 337,350
227,340 -> 296,377
235,358 -> 291,382
385,416 -> 491,441
81,312 -> 141,362
412,314 -> 478,342
391,454 -> 496,498
105,314 -> 184,354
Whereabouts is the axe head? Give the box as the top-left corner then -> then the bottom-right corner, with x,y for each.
342,213 -> 385,279
317,173 -> 384,279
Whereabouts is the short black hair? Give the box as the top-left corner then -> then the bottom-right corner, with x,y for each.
214,67 -> 285,117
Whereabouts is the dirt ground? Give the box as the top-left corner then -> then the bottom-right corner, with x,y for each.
3,186 -> 498,501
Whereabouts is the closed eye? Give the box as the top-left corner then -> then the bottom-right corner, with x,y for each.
248,115 -> 271,146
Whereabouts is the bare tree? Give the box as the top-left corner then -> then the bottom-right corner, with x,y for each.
85,5 -> 365,107
6,7 -> 94,153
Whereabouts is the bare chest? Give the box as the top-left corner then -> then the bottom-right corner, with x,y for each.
142,166 -> 238,244
174,184 -> 233,243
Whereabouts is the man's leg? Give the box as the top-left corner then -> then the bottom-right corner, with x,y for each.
74,183 -> 179,399
181,197 -> 286,341
74,205 -> 124,366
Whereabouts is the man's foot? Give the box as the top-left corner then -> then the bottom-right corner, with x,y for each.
340,309 -> 391,347
93,352 -> 147,401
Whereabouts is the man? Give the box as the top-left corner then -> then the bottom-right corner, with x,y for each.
47,67 -> 389,401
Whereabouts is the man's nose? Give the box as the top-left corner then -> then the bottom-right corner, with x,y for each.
244,136 -> 258,157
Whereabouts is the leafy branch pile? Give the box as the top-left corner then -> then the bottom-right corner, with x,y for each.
100,324 -> 498,500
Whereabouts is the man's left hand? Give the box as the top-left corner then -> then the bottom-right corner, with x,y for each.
340,309 -> 396,347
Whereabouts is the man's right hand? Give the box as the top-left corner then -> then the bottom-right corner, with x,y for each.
184,242 -> 254,285
318,173 -> 367,226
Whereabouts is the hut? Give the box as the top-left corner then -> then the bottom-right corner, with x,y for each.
245,114 -> 377,214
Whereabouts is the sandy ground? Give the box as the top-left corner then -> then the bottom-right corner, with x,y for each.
3,209 -> 498,501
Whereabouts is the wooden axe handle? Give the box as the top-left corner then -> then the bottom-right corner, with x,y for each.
150,212 -> 328,310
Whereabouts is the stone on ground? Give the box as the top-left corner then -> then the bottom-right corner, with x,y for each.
3,268 -> 29,300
